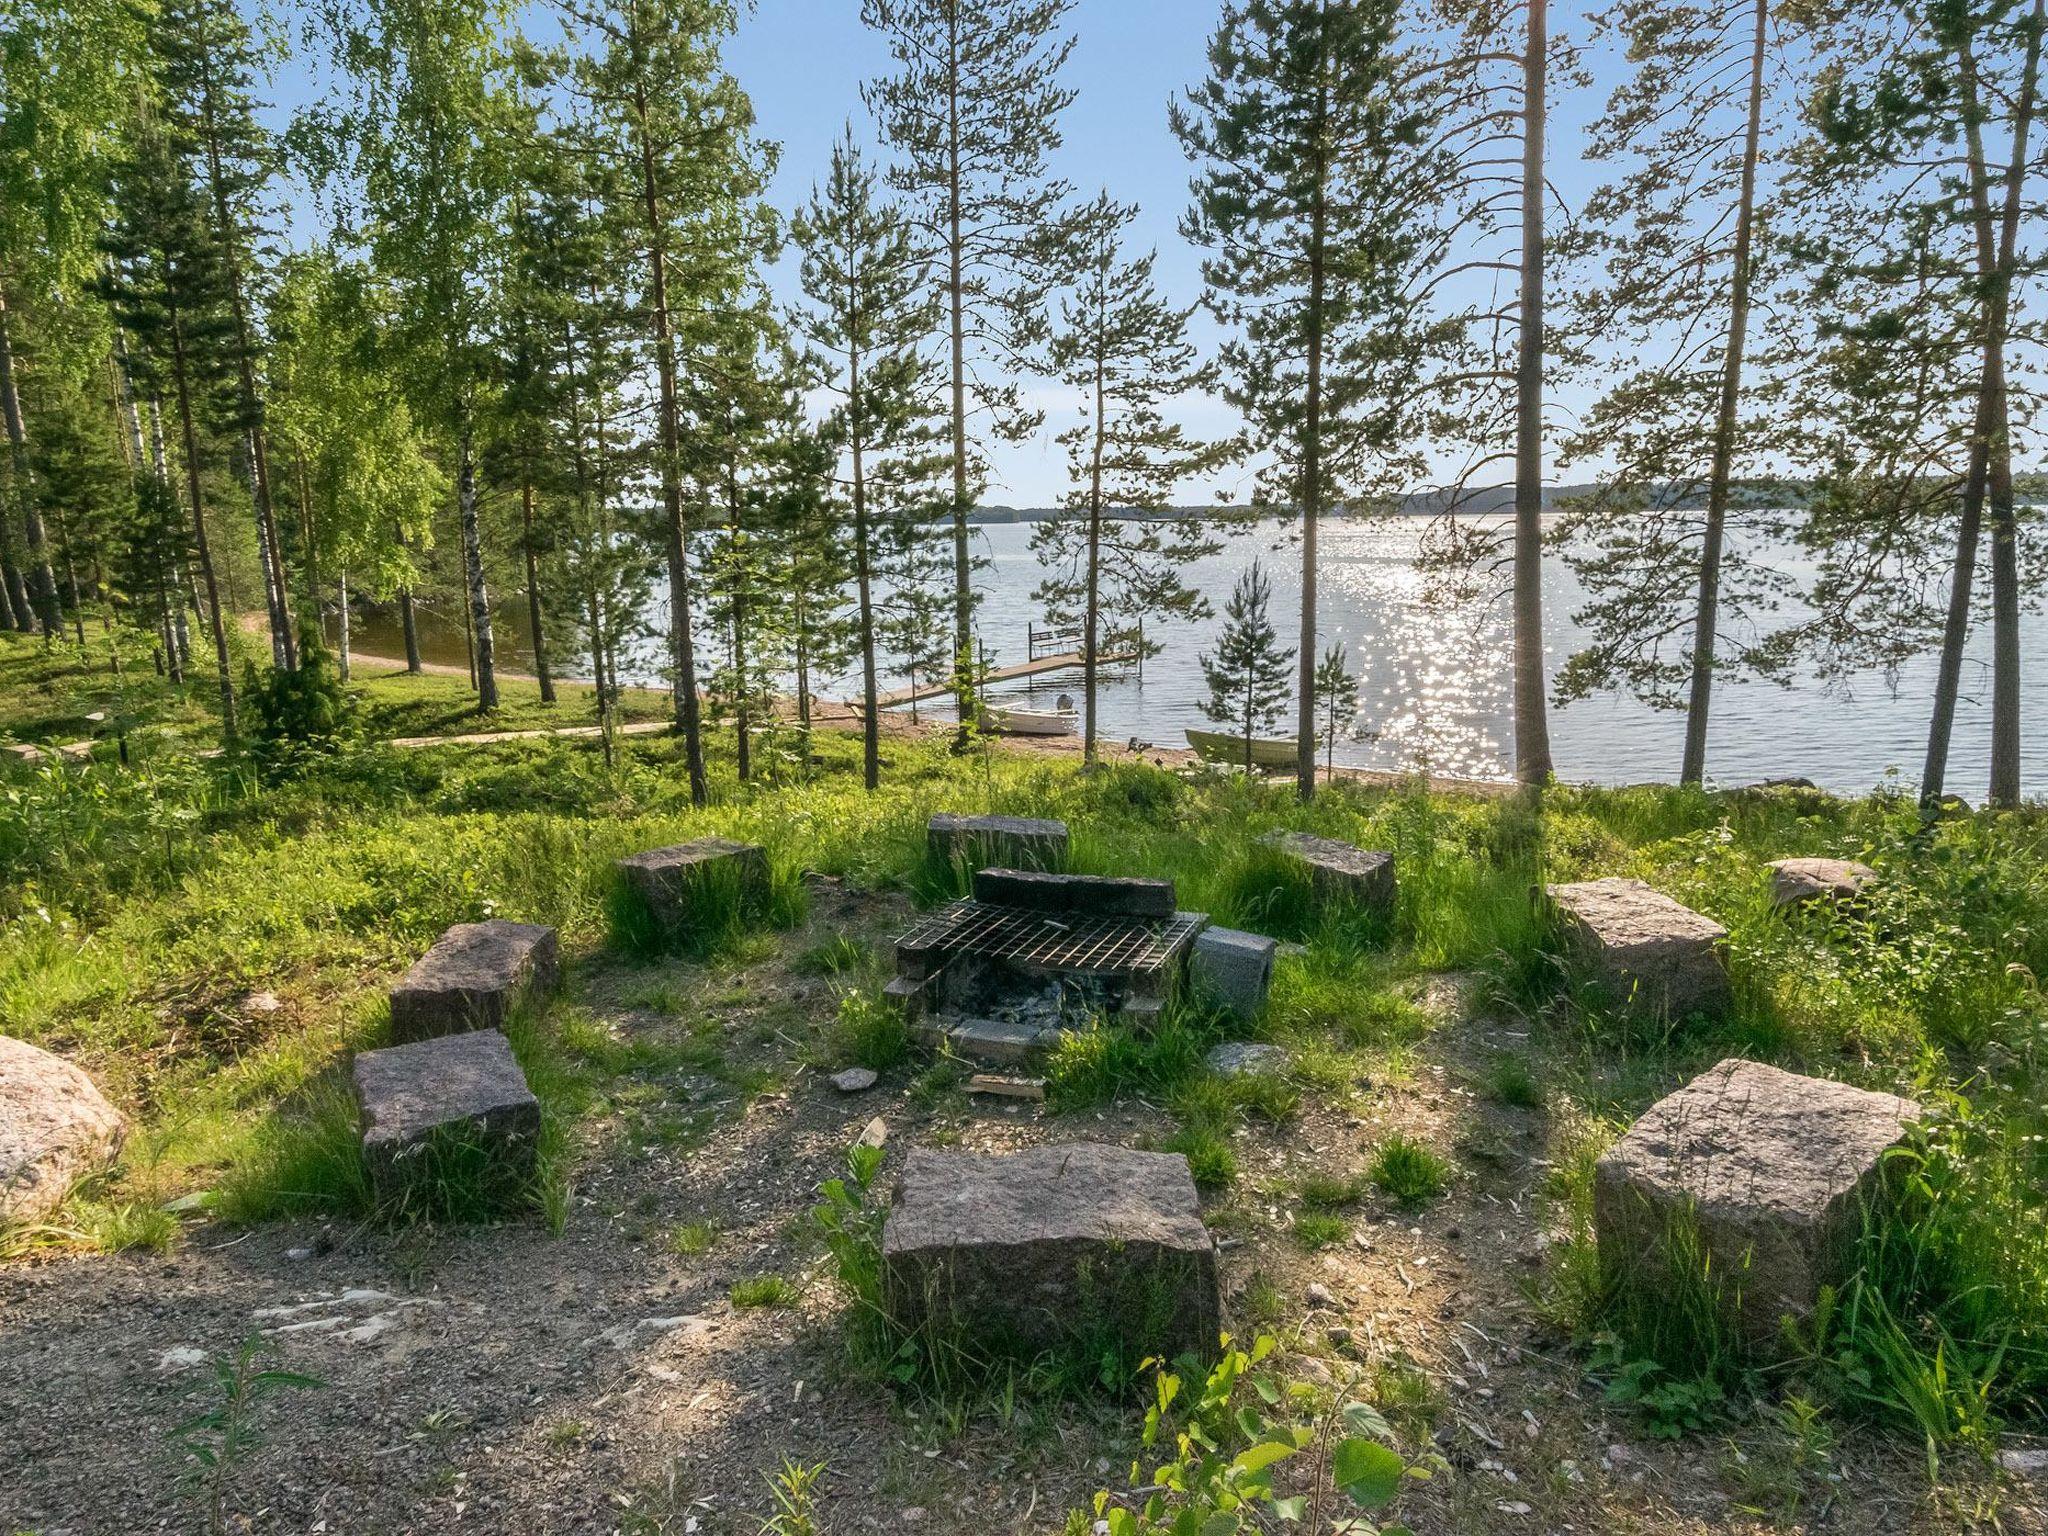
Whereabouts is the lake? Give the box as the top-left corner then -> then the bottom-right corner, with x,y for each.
345,515 -> 2043,799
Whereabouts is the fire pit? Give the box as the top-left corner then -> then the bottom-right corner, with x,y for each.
889,869 -> 1207,1059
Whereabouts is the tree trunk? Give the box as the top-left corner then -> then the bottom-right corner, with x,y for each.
632,60 -> 708,806
944,8 -> 975,749
1084,335 -> 1106,765
521,474 -> 554,703
1944,5 -> 2039,808
0,282 -> 61,640
850,342 -> 880,792
727,455 -> 752,784
193,22 -> 294,672
457,409 -> 498,711
336,568 -> 351,682
1295,46 -> 1330,802
167,301 -> 237,740
146,395 -> 192,674
1512,0 -> 1556,787
1920,408 -> 1986,806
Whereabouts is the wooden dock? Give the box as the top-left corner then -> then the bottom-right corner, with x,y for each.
869,649 -> 1131,710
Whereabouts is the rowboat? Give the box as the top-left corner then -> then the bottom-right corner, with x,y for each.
1185,726 -> 1296,768
985,705 -> 1078,737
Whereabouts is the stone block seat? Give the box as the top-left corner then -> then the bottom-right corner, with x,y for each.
1595,1058 -> 1919,1345
1546,877 -> 1729,1020
615,837 -> 771,938
970,867 -> 1175,920
0,1035 -> 126,1225
882,1141 -> 1221,1364
353,1030 -> 541,1205
1262,831 -> 1396,916
927,813 -> 1068,873
1190,927 -> 1279,1018
1766,857 -> 1876,910
389,920 -> 560,1042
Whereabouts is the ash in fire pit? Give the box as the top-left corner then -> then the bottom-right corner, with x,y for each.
888,869 -> 1208,1063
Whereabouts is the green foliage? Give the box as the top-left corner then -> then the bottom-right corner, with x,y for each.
168,1337 -> 323,1535
730,1273 -> 801,1309
1073,1335 -> 1435,1534
1367,1134 -> 1449,1207
245,626 -> 358,770
1480,1052 -> 1542,1108
1197,558 -> 1295,764
828,987 -> 909,1072
756,1457 -> 828,1536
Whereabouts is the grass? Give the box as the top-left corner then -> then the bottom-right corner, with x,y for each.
730,1273 -> 801,1308
7,631 -> 2048,1455
1368,1134 -> 1451,1207
665,1219 -> 719,1256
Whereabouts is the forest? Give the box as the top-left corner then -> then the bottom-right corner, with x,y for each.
0,0 -> 2039,801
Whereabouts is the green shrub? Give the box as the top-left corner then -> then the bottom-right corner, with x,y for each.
245,624 -> 356,773
828,988 -> 909,1071
1067,1336 -> 1438,1534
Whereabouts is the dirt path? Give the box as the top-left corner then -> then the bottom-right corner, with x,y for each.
0,881 -> 2002,1535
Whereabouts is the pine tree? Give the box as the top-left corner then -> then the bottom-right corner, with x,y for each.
791,132 -> 946,789
103,107 -> 242,737
1032,193 -> 1226,764
1312,641 -> 1361,779
1200,557 -> 1296,771
1174,0 -> 1459,799
1552,0 -> 1804,786
562,0 -> 773,804
861,0 -> 1080,743
153,0 -> 297,669
1806,0 -> 2043,808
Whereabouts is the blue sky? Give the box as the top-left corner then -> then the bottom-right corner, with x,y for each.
267,1 -> 1625,507
726,0 -> 1234,507
718,1 -> 1627,508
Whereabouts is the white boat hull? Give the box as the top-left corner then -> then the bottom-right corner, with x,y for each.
987,707 -> 1078,737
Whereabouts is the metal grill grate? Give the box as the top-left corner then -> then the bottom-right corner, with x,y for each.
898,900 -> 1203,978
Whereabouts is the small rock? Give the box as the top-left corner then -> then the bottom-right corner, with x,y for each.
900,1509 -> 926,1526
1205,1040 -> 1290,1078
1327,1326 -> 1352,1344
1305,1282 -> 1335,1308
157,1345 -> 208,1372
1494,1501 -> 1532,1517
855,1117 -> 889,1150
284,1246 -> 314,1261
831,1067 -> 879,1094
2000,1447 -> 2048,1476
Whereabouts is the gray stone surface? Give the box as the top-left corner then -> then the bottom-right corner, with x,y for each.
831,1067 -> 879,1093
389,920 -> 560,1042
883,1142 -> 1220,1362
616,837 -> 770,936
947,1016 -> 1043,1066
1594,1058 -> 1919,1345
970,867 -> 1176,919
0,1035 -> 126,1225
1546,877 -> 1730,1020
1190,927 -> 1279,1018
1767,857 -> 1876,910
1263,831 -> 1396,915
1205,1039 -> 1290,1078
352,1030 -> 541,1200
927,813 -> 1068,872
